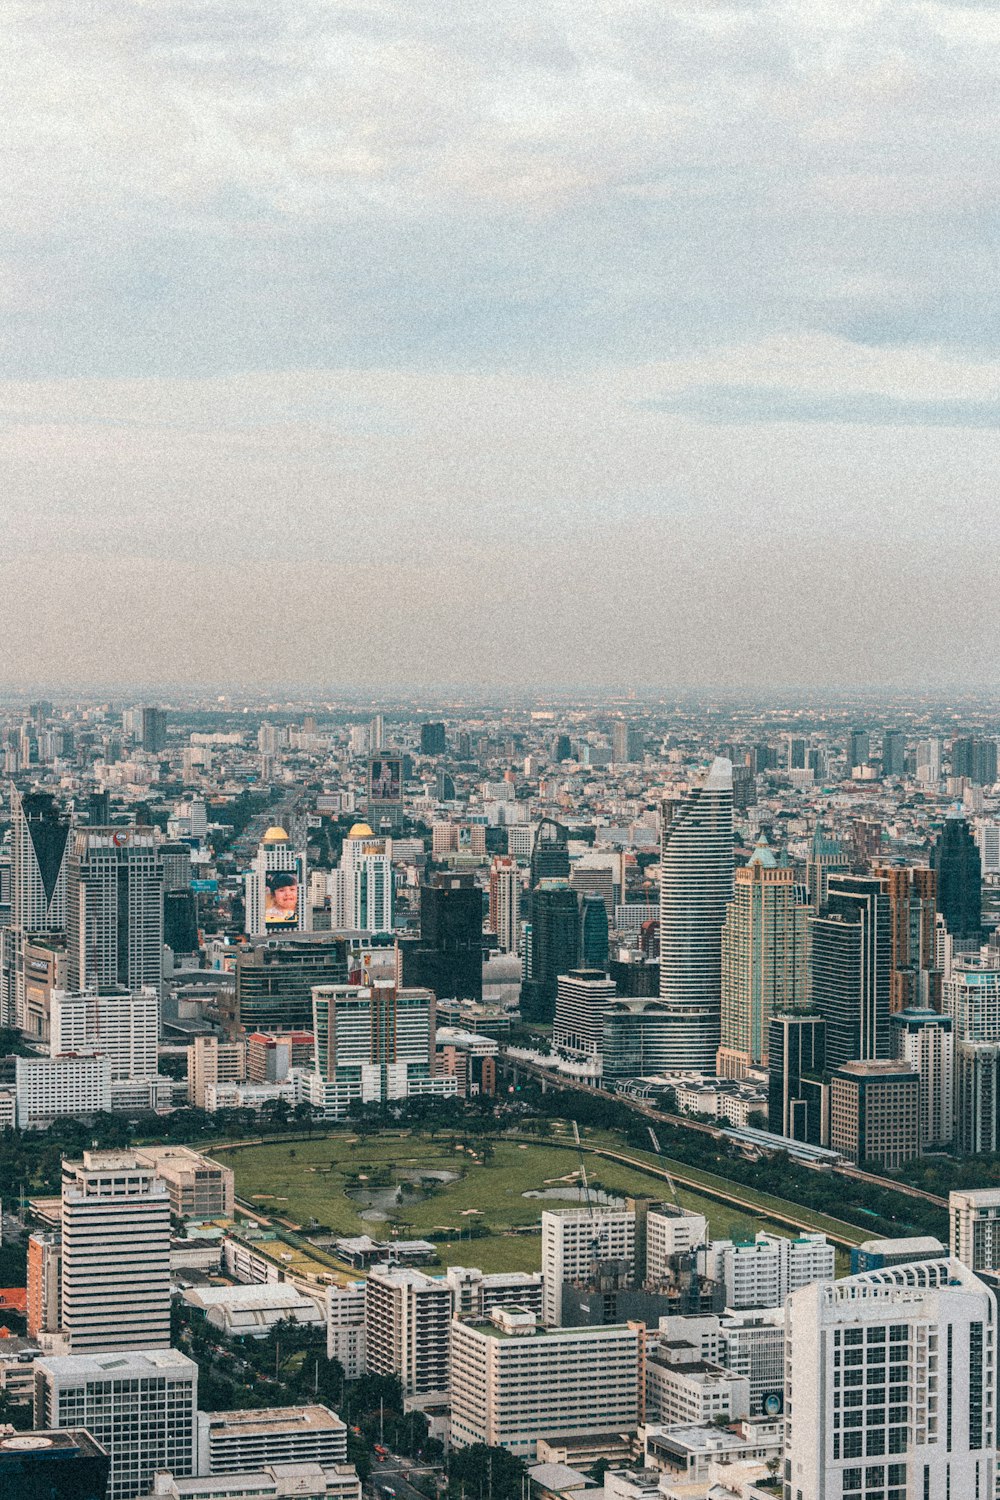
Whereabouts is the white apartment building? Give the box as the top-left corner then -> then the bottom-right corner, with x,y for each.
365,1268 -> 453,1395
15,1052 -> 112,1127
552,970 -> 618,1061
445,1265 -> 545,1320
197,1405 -> 347,1475
784,1259 -> 996,1500
945,960 -> 1000,1042
61,1151 -> 171,1353
35,1348 -> 198,1500
450,1308 -> 641,1458
655,1308 -> 785,1414
645,1344 -> 751,1428
188,1034 -> 246,1108
327,1282 -> 367,1377
950,1188 -> 1000,1275
703,1231 -> 835,1310
542,1207 -> 636,1325
50,986 -> 159,1082
890,1008 -> 954,1149
646,1205 -> 708,1285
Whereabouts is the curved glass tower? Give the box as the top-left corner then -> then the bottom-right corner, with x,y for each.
657,756 -> 734,1069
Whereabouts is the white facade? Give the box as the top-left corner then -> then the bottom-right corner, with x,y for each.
703,1231 -> 835,1310
488,856 -> 519,954
327,1282 -> 367,1377
552,970 -> 618,1061
365,1268 -> 453,1396
945,960 -> 1000,1042
147,1466 -> 361,1500
198,1404 -> 347,1476
339,826 -> 394,932
785,1259 -> 996,1500
950,1188 -> 1000,1274
890,1009 -> 954,1148
450,1311 -> 641,1458
541,1207 -> 636,1326
646,1205 -> 708,1285
16,1052 -> 112,1126
645,1350 -> 750,1428
61,1151 -> 171,1353
50,986 -> 159,1082
244,827 -> 309,937
35,1348 -> 198,1500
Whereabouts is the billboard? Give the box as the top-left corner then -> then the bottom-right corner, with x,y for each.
264,859 -> 303,930
369,756 -> 402,804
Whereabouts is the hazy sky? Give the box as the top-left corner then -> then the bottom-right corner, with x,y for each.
2,0 -> 999,691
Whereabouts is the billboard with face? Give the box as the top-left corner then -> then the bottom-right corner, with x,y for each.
265,862 -> 302,928
369,757 -> 402,803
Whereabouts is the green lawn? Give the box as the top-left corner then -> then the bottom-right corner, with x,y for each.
226,1132 -> 789,1275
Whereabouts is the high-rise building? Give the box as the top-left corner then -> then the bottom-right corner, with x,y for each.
658,758 -> 734,1070
889,1007 -> 953,1149
305,981 -> 452,1116
767,1012 -> 827,1143
952,735 -> 998,786
141,707 -> 168,754
829,1060 -> 920,1168
34,1349 -> 197,1500
847,727 -> 869,770
872,864 -> 939,1013
335,823 -> 393,933
244,826 -> 308,937
552,969 -> 617,1062
916,735 -> 942,783
784,1260 -> 996,1500
187,1034 -> 247,1107
419,722 -> 446,756
541,1206 -> 635,1326
881,728 -> 906,777
950,1189 -> 1000,1275
450,1309 -> 640,1459
50,987 -> 159,1081
955,1040 -> 1000,1154
805,826 -> 849,913
60,1151 -> 171,1353
612,722 -> 643,764
11,788 -> 69,933
0,1428 -> 111,1500
945,957 -> 1000,1041
365,1267 -> 453,1395
530,819 -> 570,887
487,856 -> 519,954
197,1404 -> 348,1475
233,934 -> 349,1034
402,873 -> 482,1001
65,828 -> 164,996
524,880 -> 579,1020
809,874 -> 891,1068
718,834 -> 807,1072
932,815 -> 983,942
579,892 -> 609,970
703,1231 -> 835,1310
784,735 -> 807,770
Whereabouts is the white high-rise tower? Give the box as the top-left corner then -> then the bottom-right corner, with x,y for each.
658,757 -> 734,1069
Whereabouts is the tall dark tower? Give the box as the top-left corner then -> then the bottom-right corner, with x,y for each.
809,874 -> 891,1067
580,893 -> 609,971
530,818 -> 570,887
932,815 -> 982,942
523,880 -> 579,1021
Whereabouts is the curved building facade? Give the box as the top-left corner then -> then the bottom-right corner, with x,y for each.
657,757 -> 734,1069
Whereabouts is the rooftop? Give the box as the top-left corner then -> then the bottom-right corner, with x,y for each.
204,1405 -> 344,1436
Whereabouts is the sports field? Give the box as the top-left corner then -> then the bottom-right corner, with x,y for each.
225,1131 -> 789,1274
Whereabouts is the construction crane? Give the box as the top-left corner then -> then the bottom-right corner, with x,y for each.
646,1126 -> 680,1204
572,1120 -> 608,1265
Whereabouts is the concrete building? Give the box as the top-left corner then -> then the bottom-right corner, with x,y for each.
143,1466 -> 361,1500
34,1348 -> 198,1500
50,986 -> 159,1082
182,1283 -> 325,1338
488,856 -> 519,954
197,1406 -> 347,1476
956,1039 -> 1000,1154
829,1059 -> 920,1168
244,827 -> 309,938
450,1308 -> 641,1458
645,1205 -> 708,1287
946,958 -> 1000,1042
132,1145 -> 235,1221
15,1052 -> 112,1126
66,828 -> 164,997
889,1006 -> 953,1149
542,1207 -> 636,1326
304,980 -> 455,1117
445,1265 -> 545,1321
784,1259 -> 996,1500
552,969 -> 618,1063
365,1268 -> 453,1396
187,1035 -> 246,1108
327,1282 -> 366,1377
27,1230 -> 62,1338
950,1188 -> 1000,1275
703,1231 -> 835,1311
644,1340 -> 750,1428
61,1151 -> 171,1352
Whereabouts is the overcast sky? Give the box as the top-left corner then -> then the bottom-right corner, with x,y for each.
2,0 -> 999,692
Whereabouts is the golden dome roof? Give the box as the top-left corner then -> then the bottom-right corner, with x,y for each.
347,822 -> 375,839
262,825 -> 290,843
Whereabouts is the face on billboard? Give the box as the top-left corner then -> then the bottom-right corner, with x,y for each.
265,869 -> 300,927
370,758 -> 401,801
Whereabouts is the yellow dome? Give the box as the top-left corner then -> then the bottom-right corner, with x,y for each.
262,825 -> 290,843
348,822 -> 375,839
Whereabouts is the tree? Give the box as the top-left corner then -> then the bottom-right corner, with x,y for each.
448,1444 -> 526,1500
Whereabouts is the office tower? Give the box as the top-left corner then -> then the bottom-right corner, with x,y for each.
890,1007 -> 953,1148
197,1405 -> 348,1474
159,840 -> 192,893
141,706 -> 168,754
403,873 -> 482,1001
419,721 -> 446,756
365,1267 -> 453,1395
0,1428 -> 110,1500
933,815 -> 983,942
552,969 -> 617,1061
580,892 -> 609,969
767,1012 -> 827,1142
871,864 -> 939,1013
731,762 -> 756,810
809,874 -> 891,1068
488,855 -> 519,954
524,880 -> 579,1020
916,734 -> 942,783
530,818 -> 570,886
450,1310 -> 640,1458
336,823 -> 393,932
306,981 -> 448,1116
233,934 -> 348,1033
244,826 -> 308,936
945,957 -> 1000,1041
881,728 -> 905,777
956,1041 -> 1000,1154
569,859 -> 616,918
61,1151 -> 171,1352
952,735 -> 998,786
51,986 -> 159,1081
658,758 -> 734,1070
977,818 -> 1000,875
11,788 -> 69,932
65,828 -> 163,995
703,1232 -> 835,1310
366,753 -> 404,831
187,1034 -> 246,1106
847,727 -> 869,770
164,888 -> 198,953
436,768 -> 456,801
805,826 -> 849,913
950,1188 -> 1000,1275
829,1060 -> 920,1167
554,733 -> 572,762
784,734 -> 807,770
369,713 -> 384,751
784,1260 -> 996,1500
35,1349 -> 198,1500
612,721 -> 643,764
719,834 -> 808,1072
541,1206 -> 635,1326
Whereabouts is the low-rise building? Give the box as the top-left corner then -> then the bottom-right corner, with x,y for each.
182,1284 -> 325,1339
143,1464 -> 361,1500
197,1406 -> 347,1476
133,1147 -> 235,1221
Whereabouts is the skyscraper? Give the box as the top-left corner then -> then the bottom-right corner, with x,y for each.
579,892 -> 609,970
530,818 -> 570,887
881,728 -> 905,777
11,787 -> 69,932
233,934 -> 349,1033
244,825 -> 308,936
140,706 -> 167,754
334,823 -> 393,933
524,879 -> 579,1021
419,721 -> 446,756
719,833 -> 808,1071
872,863 -> 940,1012
767,1012 -> 827,1142
488,855 -> 519,954
657,758 -> 734,1069
932,814 -> 983,942
552,969 -> 617,1063
307,981 -> 448,1116
889,1007 -> 954,1149
65,828 -> 164,997
403,873 -> 482,1001
805,826 -> 848,913
847,727 -> 869,770
952,735 -> 998,787
809,874 -> 891,1068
